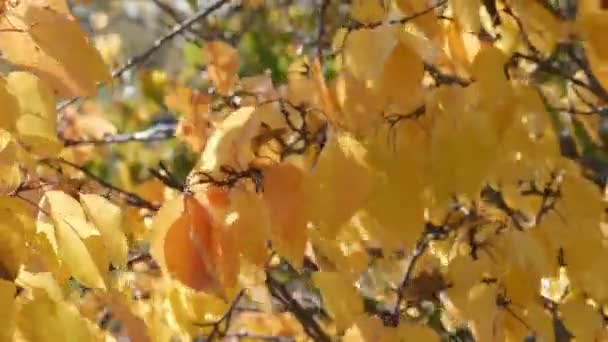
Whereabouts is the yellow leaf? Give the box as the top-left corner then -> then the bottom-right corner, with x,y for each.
395,0 -> 443,43
395,323 -> 440,341
197,106 -> 257,173
229,189 -> 271,266
561,297 -> 604,342
0,4 -> 111,97
80,194 -> 128,268
305,132 -> 371,238
312,271 -> 364,332
333,70 -> 384,135
0,79 -> 19,132
350,0 -> 388,24
174,91 -> 211,153
0,163 -> 21,196
343,25 -> 396,81
7,72 -> 61,157
205,40 -> 239,95
17,292 -> 95,342
507,0 -> 566,56
377,41 -> 425,113
45,191 -> 106,289
343,316 -> 386,342
0,279 -> 16,342
452,0 -> 481,33
578,12 -> 608,92
15,271 -> 63,302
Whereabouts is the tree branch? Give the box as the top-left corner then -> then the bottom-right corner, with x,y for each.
62,121 -> 176,147
56,0 -> 231,112
388,236 -> 429,326
346,0 -> 447,31
196,289 -> 247,341
265,270 -> 330,342
41,158 -> 160,211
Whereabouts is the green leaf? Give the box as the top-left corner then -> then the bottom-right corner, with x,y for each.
183,41 -> 202,68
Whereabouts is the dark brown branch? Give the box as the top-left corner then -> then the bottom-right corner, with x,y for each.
190,166 -> 264,193
384,105 -> 426,128
424,63 -> 472,87
513,52 -> 608,102
149,161 -> 184,192
195,289 -> 247,341
41,158 -> 160,211
481,185 -> 528,229
265,271 -> 330,342
388,236 -> 429,326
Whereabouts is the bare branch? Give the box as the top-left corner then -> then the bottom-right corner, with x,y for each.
62,121 -> 176,147
388,236 -> 429,326
195,289 -> 247,341
265,270 -> 330,342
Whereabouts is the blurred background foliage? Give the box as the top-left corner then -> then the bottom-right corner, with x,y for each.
64,0 -> 348,196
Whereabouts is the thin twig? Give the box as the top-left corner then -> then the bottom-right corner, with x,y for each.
389,236 -> 429,326
195,289 -> 246,341
41,158 -> 160,211
265,271 -> 330,342
56,0 -> 230,112
62,121 -> 176,147
346,0 -> 447,31
112,0 -> 229,79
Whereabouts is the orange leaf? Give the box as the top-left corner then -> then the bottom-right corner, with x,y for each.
262,163 -> 308,267
161,202 -> 218,295
205,40 -> 239,95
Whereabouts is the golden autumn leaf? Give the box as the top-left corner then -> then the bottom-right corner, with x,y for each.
44,190 -> 106,289
343,25 -> 396,82
0,2 -> 110,97
349,0 -> 388,24
451,0 -> 481,34
305,132 -> 371,238
6,72 -> 62,157
0,279 -> 16,341
80,194 -> 128,268
172,89 -> 212,153
0,79 -> 20,132
205,40 -> 239,95
312,271 -> 364,332
229,188 -> 271,266
17,291 -> 96,342
197,106 -> 257,173
262,163 -> 308,267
